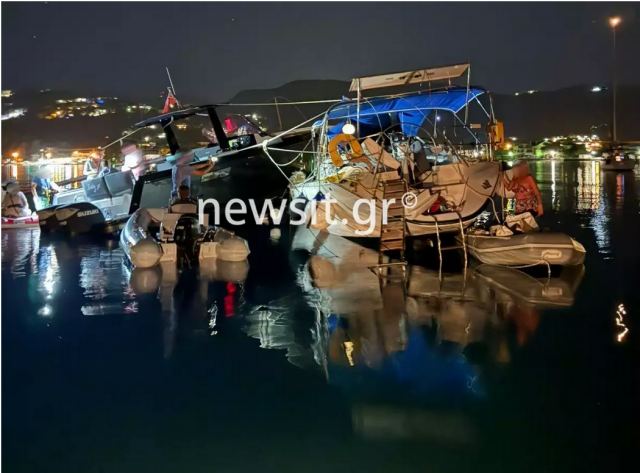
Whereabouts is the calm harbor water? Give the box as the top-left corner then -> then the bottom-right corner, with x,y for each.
2,160 -> 638,473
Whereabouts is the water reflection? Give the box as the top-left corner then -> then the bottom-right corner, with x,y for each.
2,160 -> 637,471
1,228 -> 40,278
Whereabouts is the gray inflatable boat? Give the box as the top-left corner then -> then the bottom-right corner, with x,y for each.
462,232 -> 586,267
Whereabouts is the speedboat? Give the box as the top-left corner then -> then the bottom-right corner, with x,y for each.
128,105 -> 310,219
36,170 -> 134,235
263,63 -> 503,243
462,230 -> 586,267
1,214 -> 39,229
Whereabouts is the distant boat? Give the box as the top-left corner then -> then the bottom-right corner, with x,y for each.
601,148 -> 636,171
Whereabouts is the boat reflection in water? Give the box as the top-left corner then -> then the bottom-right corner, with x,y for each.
291,228 -> 584,442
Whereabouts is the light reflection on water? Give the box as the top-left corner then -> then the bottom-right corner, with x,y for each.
2,160 -> 638,471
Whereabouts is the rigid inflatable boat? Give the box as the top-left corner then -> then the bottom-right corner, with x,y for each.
120,207 -> 250,269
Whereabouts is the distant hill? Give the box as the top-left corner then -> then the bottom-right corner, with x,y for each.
2,81 -> 639,156
223,80 -> 640,142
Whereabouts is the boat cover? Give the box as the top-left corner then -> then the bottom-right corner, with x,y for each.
316,87 -> 485,138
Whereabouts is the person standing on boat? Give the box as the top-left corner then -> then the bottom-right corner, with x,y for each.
83,149 -> 106,180
170,148 -> 215,199
503,161 -> 543,216
121,141 -> 146,180
31,166 -> 61,210
2,180 -> 31,217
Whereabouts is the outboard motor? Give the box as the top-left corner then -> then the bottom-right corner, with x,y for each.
173,214 -> 202,264
50,201 -> 106,234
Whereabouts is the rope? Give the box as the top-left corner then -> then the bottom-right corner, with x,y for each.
220,99 -> 343,107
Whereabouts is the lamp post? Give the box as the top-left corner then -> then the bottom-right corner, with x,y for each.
608,16 -> 621,144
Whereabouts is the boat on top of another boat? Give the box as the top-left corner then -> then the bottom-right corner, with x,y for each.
262,63 -> 504,244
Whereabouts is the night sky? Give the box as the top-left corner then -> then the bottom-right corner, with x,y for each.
2,2 -> 639,102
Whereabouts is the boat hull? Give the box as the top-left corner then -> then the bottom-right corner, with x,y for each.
37,201 -> 126,236
601,160 -> 636,171
292,161 -> 501,238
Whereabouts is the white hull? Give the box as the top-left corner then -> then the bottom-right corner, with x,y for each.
292,161 -> 501,238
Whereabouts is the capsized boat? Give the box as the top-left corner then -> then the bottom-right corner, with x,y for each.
1,214 -> 39,229
263,63 -> 503,241
462,230 -> 586,267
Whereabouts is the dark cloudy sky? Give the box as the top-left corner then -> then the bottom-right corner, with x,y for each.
2,2 -> 639,102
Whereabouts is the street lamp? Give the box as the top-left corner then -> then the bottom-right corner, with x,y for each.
608,16 -> 621,144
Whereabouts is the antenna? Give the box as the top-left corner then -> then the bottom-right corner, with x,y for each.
165,66 -> 178,98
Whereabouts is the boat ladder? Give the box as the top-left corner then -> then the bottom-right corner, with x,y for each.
378,178 -> 409,263
432,211 -> 469,277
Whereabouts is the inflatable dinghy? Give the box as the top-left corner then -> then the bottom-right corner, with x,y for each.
1,214 -> 39,229
120,207 -> 250,269
462,232 -> 586,267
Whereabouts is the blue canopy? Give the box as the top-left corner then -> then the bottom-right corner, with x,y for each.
318,87 -> 485,138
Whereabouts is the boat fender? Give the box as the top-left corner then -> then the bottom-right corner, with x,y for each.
217,237 -> 250,262
200,237 -> 250,262
160,242 -> 177,263
328,134 -> 371,170
129,238 -> 164,268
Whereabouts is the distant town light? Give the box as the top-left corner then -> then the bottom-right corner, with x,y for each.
514,92 -> 520,96
2,90 -> 14,98
609,16 -> 621,28
591,86 -> 602,93
11,151 -> 19,159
